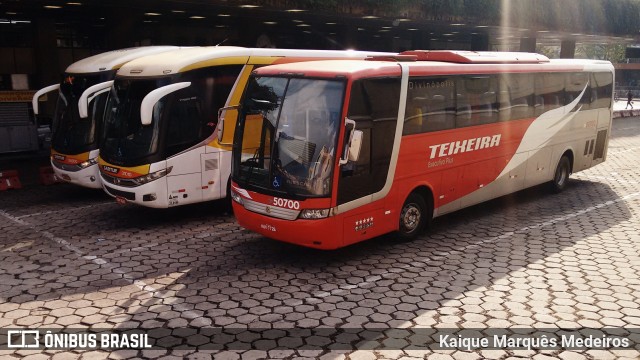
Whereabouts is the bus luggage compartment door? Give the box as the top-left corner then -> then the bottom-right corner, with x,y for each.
201,152 -> 222,201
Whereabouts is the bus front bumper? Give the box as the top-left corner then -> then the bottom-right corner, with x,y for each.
100,175 -> 169,208
232,201 -> 343,250
51,161 -> 102,189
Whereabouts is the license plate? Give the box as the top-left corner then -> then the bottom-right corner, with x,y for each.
115,196 -> 127,205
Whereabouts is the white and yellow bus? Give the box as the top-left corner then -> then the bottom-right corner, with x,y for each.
97,46 -> 391,208
32,46 -> 178,188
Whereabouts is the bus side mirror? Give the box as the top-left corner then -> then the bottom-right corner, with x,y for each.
140,82 -> 191,125
217,104 -> 239,145
32,84 -> 60,115
340,118 -> 362,165
78,80 -> 114,118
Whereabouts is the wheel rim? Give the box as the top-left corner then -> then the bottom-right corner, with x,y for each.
401,203 -> 421,232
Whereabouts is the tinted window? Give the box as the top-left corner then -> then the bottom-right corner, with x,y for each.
164,65 -> 242,157
338,77 -> 400,205
565,72 -> 591,110
498,73 -> 534,121
591,72 -> 613,109
404,77 -> 455,135
535,73 -> 564,114
456,75 -> 498,127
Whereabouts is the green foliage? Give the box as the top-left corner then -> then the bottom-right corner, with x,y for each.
576,44 -> 626,62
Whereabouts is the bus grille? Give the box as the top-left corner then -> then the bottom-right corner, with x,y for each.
104,185 -> 135,201
242,198 -> 300,221
104,186 -> 136,201
101,172 -> 138,187
52,160 -> 81,172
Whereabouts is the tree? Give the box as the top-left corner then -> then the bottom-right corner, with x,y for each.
576,44 -> 626,62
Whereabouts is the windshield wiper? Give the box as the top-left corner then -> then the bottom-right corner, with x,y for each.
241,148 -> 261,184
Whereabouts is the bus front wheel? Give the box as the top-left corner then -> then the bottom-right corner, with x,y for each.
551,155 -> 571,193
397,193 -> 430,240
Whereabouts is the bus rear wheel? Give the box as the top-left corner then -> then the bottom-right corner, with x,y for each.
551,155 -> 571,193
397,193 -> 429,240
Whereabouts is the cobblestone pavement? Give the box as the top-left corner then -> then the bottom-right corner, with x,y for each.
1,118 -> 640,360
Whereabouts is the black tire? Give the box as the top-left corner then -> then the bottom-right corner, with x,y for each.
551,155 -> 571,193
223,178 -> 233,213
397,193 -> 430,240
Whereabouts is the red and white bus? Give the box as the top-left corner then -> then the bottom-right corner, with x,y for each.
230,50 -> 614,249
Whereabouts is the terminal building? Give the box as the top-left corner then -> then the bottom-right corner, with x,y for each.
0,0 -> 638,152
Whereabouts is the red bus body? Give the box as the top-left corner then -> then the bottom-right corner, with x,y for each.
231,51 -> 614,249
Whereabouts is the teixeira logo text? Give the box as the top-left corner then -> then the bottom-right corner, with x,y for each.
429,134 -> 501,159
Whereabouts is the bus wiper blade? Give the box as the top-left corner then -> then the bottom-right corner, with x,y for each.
241,148 -> 260,183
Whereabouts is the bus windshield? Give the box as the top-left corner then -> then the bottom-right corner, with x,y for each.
100,77 -> 172,166
101,66 -> 242,167
233,76 -> 345,198
51,71 -> 114,154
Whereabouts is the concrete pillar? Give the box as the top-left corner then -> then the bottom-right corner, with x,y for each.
340,24 -> 358,50
105,8 -> 137,49
32,17 -> 59,88
32,17 -> 60,118
471,33 -> 489,51
236,21 -> 262,47
560,39 -> 576,59
520,37 -> 537,52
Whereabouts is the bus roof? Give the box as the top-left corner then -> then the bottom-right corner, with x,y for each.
65,46 -> 179,74
116,46 -> 393,77
252,56 -> 614,79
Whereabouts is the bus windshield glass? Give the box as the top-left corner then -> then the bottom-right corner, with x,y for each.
233,76 -> 345,197
52,71 -> 114,154
100,77 -> 172,166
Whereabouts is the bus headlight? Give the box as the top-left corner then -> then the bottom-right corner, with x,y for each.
131,166 -> 173,186
299,209 -> 329,219
78,158 -> 98,169
230,189 -> 243,205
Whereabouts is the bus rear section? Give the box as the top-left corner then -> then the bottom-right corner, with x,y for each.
230,51 -> 614,249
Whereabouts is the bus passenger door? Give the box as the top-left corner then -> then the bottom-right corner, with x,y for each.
201,152 -> 222,201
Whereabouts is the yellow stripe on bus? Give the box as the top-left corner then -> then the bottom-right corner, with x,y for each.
97,157 -> 151,176
180,56 -> 250,72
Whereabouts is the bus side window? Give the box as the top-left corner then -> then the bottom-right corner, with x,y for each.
403,96 -> 426,135
534,95 -> 545,116
456,93 -> 472,127
536,73 -> 564,113
456,75 -> 498,127
566,72 -> 590,110
479,90 -> 497,124
424,94 -> 455,132
403,76 -> 455,135
500,73 -> 534,121
165,92 -> 202,156
591,72 -> 613,109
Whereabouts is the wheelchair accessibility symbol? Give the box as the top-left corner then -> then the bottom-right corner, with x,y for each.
272,176 -> 281,188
